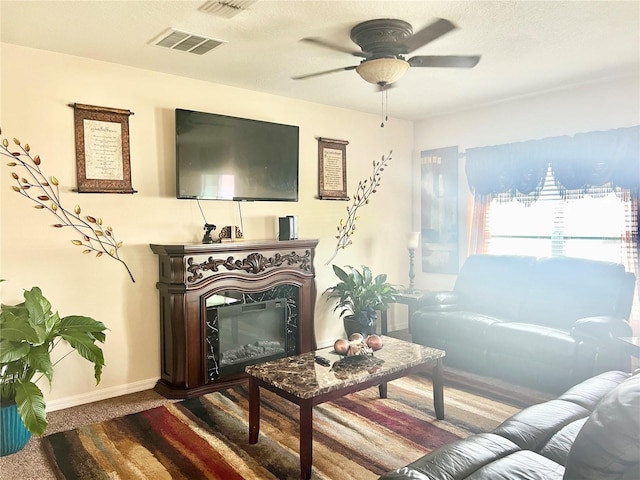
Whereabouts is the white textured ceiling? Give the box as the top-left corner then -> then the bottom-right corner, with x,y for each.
2,0 -> 639,121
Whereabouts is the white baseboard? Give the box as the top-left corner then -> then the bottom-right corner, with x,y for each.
45,377 -> 160,412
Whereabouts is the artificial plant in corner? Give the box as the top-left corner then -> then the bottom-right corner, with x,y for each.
0,128 -> 135,282
326,151 -> 393,265
0,281 -> 107,440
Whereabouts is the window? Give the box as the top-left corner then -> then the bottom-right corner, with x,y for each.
486,166 -> 631,265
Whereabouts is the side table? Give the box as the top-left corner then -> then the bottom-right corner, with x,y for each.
618,337 -> 640,357
381,289 -> 427,335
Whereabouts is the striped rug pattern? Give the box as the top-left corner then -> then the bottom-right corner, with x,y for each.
42,372 -> 551,479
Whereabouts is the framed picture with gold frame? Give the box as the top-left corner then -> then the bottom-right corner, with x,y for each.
71,103 -> 136,194
318,137 -> 349,200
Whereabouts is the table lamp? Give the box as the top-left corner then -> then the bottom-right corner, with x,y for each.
407,232 -> 420,292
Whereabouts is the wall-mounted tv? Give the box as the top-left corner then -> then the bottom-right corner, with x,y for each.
175,108 -> 299,201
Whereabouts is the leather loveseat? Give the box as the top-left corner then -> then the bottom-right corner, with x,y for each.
411,255 -> 636,393
380,370 -> 639,480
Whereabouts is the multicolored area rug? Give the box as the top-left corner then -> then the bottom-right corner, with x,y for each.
42,372 -> 552,479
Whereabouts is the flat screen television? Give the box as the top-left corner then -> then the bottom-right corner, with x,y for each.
175,108 -> 299,201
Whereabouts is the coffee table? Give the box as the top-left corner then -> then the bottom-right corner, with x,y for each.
245,336 -> 445,479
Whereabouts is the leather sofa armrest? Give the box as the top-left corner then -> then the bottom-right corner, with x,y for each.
571,317 -> 633,374
570,316 -> 632,342
418,291 -> 462,312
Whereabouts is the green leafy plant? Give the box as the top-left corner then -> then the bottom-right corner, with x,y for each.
326,151 -> 393,265
0,129 -> 135,282
0,282 -> 107,435
325,265 -> 397,328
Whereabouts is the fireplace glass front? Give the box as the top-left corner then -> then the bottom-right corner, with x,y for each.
207,297 -> 288,378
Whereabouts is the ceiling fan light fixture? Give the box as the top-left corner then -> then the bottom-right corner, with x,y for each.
355,57 -> 409,86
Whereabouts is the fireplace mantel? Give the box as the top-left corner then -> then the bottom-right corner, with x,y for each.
150,239 -> 319,398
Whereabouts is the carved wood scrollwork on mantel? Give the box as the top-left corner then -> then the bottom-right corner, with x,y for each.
186,250 -> 313,283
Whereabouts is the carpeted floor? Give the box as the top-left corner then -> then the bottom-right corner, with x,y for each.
0,390 -> 177,480
0,368 -> 552,480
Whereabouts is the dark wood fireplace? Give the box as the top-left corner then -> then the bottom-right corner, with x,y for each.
150,239 -> 318,398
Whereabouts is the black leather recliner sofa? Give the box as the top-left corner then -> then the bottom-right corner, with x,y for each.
380,370 -> 639,480
412,255 -> 636,393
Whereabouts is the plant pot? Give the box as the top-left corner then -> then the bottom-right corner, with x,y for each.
0,401 -> 31,456
343,313 -> 376,339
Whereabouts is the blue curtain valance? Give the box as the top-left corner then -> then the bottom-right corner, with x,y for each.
465,126 -> 639,199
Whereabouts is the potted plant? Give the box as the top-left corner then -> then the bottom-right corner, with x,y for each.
325,265 -> 397,338
0,282 -> 107,456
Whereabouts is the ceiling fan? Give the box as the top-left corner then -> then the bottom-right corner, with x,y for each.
293,18 -> 481,87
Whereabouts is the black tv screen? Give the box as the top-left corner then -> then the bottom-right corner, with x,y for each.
175,109 -> 299,201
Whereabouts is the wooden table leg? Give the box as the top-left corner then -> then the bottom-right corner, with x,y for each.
378,382 -> 388,398
380,310 -> 388,335
248,377 -> 260,444
433,359 -> 445,420
407,301 -> 417,333
299,400 -> 313,479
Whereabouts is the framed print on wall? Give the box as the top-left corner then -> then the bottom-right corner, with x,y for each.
421,146 -> 459,274
71,103 -> 136,194
317,137 -> 349,200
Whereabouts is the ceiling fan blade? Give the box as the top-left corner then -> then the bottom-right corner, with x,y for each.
300,37 -> 367,57
292,65 -> 357,80
409,55 -> 481,68
403,18 -> 457,53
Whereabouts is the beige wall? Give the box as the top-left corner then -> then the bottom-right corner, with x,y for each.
411,73 -> 640,292
4,43 -> 637,412
0,44 -> 414,410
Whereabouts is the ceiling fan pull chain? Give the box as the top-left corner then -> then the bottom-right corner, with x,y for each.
380,86 -> 389,128
385,87 -> 389,123
380,88 -> 385,128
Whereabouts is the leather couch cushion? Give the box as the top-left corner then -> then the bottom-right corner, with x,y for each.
484,323 -> 580,392
493,399 -> 590,452
379,433 -> 521,480
454,255 -> 535,319
518,257 -> 629,329
465,450 -> 565,479
485,323 -> 576,361
437,312 -> 504,343
563,374 -> 640,479
558,370 -> 631,411
539,418 -> 587,466
411,311 -> 502,373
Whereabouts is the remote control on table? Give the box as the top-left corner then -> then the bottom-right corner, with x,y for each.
314,356 -> 331,367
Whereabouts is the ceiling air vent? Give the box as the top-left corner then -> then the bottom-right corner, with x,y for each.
199,0 -> 257,19
152,29 -> 225,55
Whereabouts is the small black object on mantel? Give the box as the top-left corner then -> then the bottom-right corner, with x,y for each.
202,223 -> 220,244
278,216 -> 299,241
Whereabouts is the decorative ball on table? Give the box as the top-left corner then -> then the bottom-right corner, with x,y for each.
333,334 -> 383,357
333,338 -> 350,355
365,334 -> 383,351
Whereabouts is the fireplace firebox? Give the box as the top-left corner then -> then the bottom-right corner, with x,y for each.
150,239 -> 318,398
206,292 -> 297,378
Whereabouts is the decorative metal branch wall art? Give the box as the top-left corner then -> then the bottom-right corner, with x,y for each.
1,129 -> 135,282
326,151 -> 392,265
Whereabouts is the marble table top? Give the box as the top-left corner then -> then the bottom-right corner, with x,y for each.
245,336 -> 445,399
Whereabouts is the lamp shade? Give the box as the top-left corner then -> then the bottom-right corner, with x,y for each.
407,232 -> 420,250
355,58 -> 410,86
